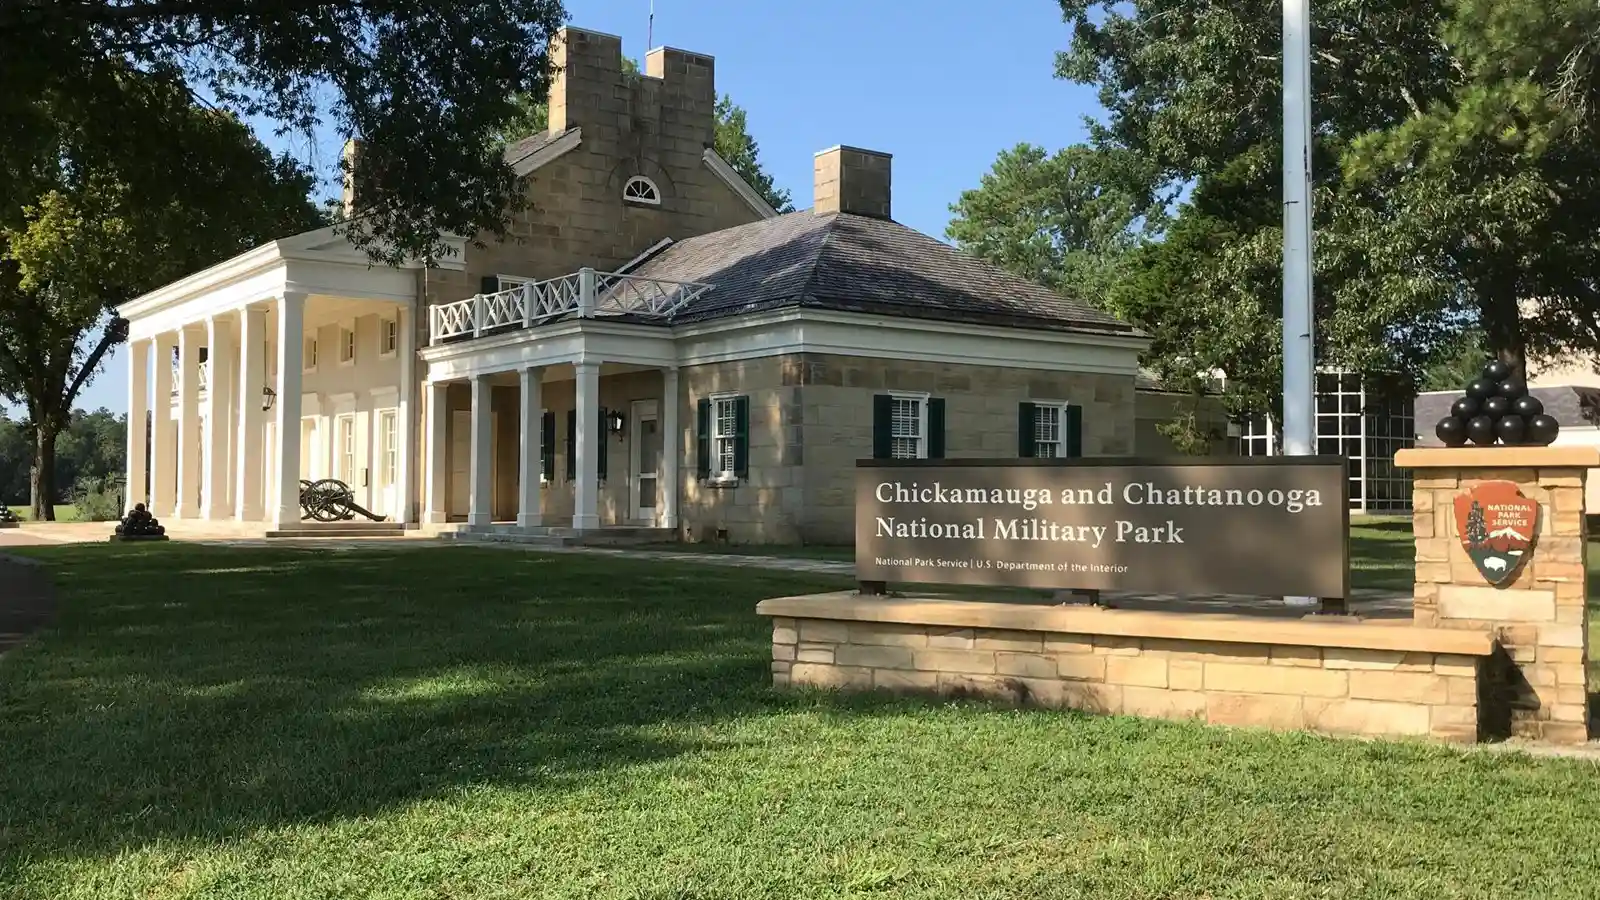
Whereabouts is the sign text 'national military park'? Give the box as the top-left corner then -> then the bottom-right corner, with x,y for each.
855,458 -> 1350,598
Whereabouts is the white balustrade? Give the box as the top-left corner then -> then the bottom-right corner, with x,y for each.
428,268 -> 714,344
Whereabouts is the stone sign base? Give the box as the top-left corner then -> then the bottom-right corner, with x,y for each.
1396,446 -> 1596,744
758,593 -> 1496,743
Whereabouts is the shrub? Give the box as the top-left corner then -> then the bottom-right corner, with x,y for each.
72,475 -> 124,522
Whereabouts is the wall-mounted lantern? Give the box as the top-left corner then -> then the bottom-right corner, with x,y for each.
606,408 -> 626,435
262,386 -> 277,412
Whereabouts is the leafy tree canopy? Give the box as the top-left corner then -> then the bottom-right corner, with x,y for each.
3,0 -> 569,266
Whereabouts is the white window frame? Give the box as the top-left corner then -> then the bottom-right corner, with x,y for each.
708,392 -> 741,484
888,391 -> 929,460
622,175 -> 662,206
303,335 -> 319,373
497,275 -> 532,293
335,412 -> 357,485
377,409 -> 398,490
1030,400 -> 1073,459
338,323 -> 356,367
378,317 -> 398,360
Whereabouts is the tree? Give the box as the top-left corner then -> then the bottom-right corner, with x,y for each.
3,0 -> 567,267
493,60 -> 793,213
1046,0 -> 1600,416
713,96 -> 794,214
1465,500 -> 1489,547
947,143 -> 1164,302
0,69 -> 322,520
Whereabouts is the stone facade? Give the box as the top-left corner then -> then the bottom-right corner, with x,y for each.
1402,448 -> 1594,743
760,595 -> 1493,743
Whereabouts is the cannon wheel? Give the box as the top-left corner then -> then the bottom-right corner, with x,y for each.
302,478 -> 356,522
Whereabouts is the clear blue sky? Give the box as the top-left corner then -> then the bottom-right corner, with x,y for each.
66,0 -> 1102,416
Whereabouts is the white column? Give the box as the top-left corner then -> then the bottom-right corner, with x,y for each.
125,339 -> 150,514
661,367 -> 680,530
150,334 -> 177,517
271,293 -> 306,528
468,374 -> 494,527
396,304 -> 416,525
423,381 -> 449,523
517,366 -> 543,527
176,326 -> 203,519
235,306 -> 266,521
1282,0 -> 1317,608
201,315 -> 233,519
572,359 -> 601,531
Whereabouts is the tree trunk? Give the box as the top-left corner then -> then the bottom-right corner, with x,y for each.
29,420 -> 59,522
1482,295 -> 1528,379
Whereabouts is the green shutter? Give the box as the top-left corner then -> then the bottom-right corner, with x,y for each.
565,410 -> 576,479
541,411 -> 555,480
872,394 -> 893,459
733,396 -> 750,477
479,275 -> 499,294
927,398 -> 946,459
1065,405 -> 1084,458
597,407 -> 608,481
695,399 -> 711,479
1018,402 -> 1037,457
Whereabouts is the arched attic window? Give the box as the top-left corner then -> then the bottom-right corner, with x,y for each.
622,175 -> 662,206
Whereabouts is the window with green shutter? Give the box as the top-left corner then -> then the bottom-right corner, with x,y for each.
1020,402 -> 1080,458
1064,404 -> 1084,458
597,406 -> 608,481
1018,402 -> 1038,457
872,393 -> 940,459
698,394 -> 748,482
564,410 -> 575,480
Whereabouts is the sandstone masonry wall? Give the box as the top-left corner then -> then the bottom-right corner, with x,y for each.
770,614 -> 1487,742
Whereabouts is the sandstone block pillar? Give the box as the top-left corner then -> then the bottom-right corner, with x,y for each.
1396,446 -> 1594,743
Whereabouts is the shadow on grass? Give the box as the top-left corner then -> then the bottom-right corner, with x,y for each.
0,544 -> 897,865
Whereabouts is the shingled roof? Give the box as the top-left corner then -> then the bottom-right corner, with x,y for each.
626,210 -> 1142,336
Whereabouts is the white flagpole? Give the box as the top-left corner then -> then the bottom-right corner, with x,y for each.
1283,0 -> 1319,608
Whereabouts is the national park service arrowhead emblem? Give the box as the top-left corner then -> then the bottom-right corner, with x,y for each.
1454,481 -> 1539,586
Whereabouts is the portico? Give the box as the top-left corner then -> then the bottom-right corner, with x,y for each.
117,225 -> 461,529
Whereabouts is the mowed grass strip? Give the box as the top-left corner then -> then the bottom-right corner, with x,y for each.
0,544 -> 1598,899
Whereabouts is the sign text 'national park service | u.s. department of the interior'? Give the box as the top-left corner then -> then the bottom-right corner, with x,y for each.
854,458 -> 1349,598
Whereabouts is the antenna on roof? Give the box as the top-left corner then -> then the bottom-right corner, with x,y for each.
647,0 -> 655,49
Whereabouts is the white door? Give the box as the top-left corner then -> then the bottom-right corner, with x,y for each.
448,409 -> 471,518
299,418 -> 319,481
374,409 -> 398,518
630,400 -> 661,524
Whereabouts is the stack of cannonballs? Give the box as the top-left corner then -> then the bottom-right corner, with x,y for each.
111,503 -> 168,541
1434,360 -> 1560,447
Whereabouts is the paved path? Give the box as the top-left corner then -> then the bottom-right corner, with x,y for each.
0,553 -> 56,657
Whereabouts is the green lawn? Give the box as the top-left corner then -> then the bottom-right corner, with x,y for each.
4,504 -> 78,522
4,544 -> 1600,899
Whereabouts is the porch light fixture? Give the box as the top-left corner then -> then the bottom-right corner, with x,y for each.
606,408 -> 626,435
262,386 -> 277,412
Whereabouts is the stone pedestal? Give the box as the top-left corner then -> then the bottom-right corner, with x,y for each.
1396,447 -> 1594,743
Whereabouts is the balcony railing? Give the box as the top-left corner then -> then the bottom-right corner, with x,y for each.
428,266 -> 714,345
169,360 -> 209,396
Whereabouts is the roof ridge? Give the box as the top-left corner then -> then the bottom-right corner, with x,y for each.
795,214 -> 842,308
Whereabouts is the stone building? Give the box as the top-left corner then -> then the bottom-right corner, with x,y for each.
115,25 -> 1151,545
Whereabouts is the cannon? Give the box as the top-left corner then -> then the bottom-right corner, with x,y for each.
298,479 -> 387,523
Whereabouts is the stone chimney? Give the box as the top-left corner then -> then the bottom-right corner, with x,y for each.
340,138 -> 362,218
813,145 -> 892,218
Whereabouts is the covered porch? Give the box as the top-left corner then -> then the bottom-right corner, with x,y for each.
419,268 -> 709,535
117,226 -> 459,529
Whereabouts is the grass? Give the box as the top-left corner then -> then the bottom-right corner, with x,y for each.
4,544 -> 1600,898
4,504 -> 78,522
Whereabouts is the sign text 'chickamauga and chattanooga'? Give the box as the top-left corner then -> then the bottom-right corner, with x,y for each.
855,459 -> 1349,598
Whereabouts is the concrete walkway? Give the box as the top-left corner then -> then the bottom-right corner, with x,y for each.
0,553 -> 56,657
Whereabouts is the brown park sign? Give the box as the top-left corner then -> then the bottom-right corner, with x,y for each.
855,457 -> 1350,598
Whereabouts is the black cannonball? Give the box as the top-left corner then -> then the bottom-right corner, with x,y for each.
1497,376 -> 1528,400
1513,395 -> 1545,418
1482,395 -> 1511,418
1436,415 -> 1469,447
1496,414 -> 1527,445
1451,396 -> 1480,419
1526,414 -> 1561,446
1467,414 -> 1498,445
1466,378 -> 1497,400
1483,360 -> 1513,382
